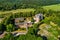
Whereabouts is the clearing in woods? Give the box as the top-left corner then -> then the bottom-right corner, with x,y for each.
42,4 -> 60,11
0,8 -> 35,14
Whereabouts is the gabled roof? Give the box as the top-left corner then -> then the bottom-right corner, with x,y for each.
35,13 -> 43,18
15,17 -> 25,21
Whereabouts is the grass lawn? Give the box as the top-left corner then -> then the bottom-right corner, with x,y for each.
0,8 -> 35,14
42,4 -> 60,11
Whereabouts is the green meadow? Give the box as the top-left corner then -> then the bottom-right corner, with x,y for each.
0,8 -> 35,14
42,4 -> 60,11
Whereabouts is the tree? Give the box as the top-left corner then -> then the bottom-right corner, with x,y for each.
0,23 -> 6,31
3,33 -> 14,40
6,24 -> 15,32
31,17 -> 35,23
4,15 -> 12,25
0,23 -> 3,31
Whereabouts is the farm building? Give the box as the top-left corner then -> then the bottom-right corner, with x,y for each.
0,32 -> 7,38
15,17 -> 33,28
15,17 -> 25,25
34,13 -> 43,23
37,23 -> 52,38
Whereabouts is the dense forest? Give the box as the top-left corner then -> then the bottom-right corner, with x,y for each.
0,0 -> 60,10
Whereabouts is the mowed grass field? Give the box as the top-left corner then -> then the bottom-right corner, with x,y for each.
42,4 -> 60,11
0,8 -> 35,14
